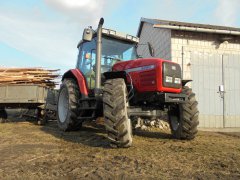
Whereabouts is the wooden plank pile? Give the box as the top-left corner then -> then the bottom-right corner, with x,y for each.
0,67 -> 60,88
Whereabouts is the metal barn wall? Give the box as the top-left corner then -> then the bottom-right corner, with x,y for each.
191,52 -> 240,128
138,22 -> 171,60
191,52 -> 224,127
170,30 -> 240,128
139,23 -> 240,128
223,54 -> 240,127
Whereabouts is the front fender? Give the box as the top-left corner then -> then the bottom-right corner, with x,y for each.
62,69 -> 88,96
103,71 -> 127,81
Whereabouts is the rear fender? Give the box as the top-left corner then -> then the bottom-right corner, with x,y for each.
62,69 -> 88,96
182,80 -> 192,86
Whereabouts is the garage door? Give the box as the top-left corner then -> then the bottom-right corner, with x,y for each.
223,54 -> 240,127
191,51 -> 240,128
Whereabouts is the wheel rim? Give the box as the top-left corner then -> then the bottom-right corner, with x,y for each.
58,87 -> 69,123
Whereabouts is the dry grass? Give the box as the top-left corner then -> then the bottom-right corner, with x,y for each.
0,121 -> 240,179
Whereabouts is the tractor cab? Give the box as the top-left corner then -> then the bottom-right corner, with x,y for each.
76,27 -> 139,90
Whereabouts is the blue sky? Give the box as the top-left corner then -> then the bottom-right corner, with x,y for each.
0,0 -> 240,73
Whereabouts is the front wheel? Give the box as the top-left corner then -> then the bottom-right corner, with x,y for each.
57,79 -> 82,131
168,86 -> 199,140
103,78 -> 133,148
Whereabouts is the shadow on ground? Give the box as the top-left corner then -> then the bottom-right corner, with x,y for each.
2,108 -> 173,148
40,121 -> 109,148
133,129 -> 172,139
40,120 -> 173,148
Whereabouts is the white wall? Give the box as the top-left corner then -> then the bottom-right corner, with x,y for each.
171,30 -> 240,80
171,30 -> 240,128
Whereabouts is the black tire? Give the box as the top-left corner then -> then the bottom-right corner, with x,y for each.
0,109 -> 7,123
168,86 -> 199,140
37,108 -> 46,126
57,79 -> 82,131
103,78 -> 133,148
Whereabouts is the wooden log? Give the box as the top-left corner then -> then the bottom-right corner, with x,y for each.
0,67 -> 60,88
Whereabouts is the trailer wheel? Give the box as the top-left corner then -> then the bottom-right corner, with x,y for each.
57,79 -> 82,131
168,86 -> 199,140
103,78 -> 133,148
37,108 -> 46,125
0,109 -> 7,123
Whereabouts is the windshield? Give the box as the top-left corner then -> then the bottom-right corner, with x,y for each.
102,36 -> 137,61
77,36 -> 137,89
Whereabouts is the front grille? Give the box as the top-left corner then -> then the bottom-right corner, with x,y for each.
162,62 -> 182,89
140,70 -> 156,87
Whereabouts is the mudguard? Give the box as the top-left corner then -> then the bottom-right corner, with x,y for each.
182,80 -> 192,86
62,69 -> 88,96
104,71 -> 127,82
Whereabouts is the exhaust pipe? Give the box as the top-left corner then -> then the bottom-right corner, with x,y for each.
95,17 -> 104,95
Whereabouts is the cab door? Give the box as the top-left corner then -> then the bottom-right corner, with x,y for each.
77,39 -> 96,89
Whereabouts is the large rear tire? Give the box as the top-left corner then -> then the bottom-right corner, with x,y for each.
57,79 -> 82,131
103,78 -> 133,148
168,86 -> 199,140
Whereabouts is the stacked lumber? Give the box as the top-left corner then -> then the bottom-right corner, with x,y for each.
0,67 -> 60,88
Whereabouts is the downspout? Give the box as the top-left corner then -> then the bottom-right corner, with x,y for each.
95,18 -> 104,95
181,46 -> 184,79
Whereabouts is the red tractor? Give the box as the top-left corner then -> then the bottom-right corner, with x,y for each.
57,18 -> 199,148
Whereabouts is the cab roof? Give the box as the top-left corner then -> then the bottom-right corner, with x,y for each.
77,27 -> 139,48
102,28 -> 139,43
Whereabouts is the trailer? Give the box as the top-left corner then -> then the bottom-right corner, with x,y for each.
0,84 -> 57,124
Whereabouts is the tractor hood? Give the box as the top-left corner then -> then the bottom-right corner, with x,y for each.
113,58 -> 182,93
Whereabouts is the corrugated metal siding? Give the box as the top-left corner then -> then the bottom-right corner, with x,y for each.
191,52 -> 240,128
138,22 -> 171,60
191,51 -> 224,128
224,54 -> 240,127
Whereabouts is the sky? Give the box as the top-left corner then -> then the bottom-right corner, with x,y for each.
0,0 -> 240,74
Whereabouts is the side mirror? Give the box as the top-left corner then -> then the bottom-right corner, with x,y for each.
82,27 -> 94,42
147,42 -> 155,57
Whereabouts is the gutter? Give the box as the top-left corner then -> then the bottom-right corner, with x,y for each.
153,24 -> 240,36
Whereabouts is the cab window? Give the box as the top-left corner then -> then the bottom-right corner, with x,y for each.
77,39 -> 96,88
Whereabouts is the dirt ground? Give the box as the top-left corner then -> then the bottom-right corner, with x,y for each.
0,120 -> 240,180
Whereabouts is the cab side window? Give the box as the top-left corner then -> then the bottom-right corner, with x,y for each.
77,39 -> 96,88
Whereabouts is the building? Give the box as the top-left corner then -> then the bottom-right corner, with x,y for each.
137,18 -> 240,128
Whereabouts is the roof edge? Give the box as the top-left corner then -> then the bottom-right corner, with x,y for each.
138,18 -> 240,36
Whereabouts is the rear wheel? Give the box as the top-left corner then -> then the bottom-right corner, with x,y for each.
168,86 -> 199,140
57,79 -> 82,131
103,78 -> 133,148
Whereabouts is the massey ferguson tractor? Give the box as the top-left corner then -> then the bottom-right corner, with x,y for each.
57,18 -> 199,148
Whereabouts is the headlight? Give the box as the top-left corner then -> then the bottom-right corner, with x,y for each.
174,78 -> 181,84
166,76 -> 173,83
